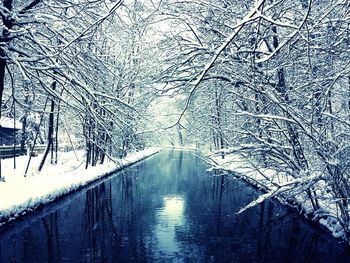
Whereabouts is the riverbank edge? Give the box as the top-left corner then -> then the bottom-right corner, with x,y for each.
0,148 -> 161,229
204,153 -> 348,244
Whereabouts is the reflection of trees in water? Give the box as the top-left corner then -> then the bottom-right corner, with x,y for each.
178,151 -> 183,171
21,227 -> 40,263
211,172 -> 227,235
82,181 -> 114,262
0,214 -> 61,263
42,212 -> 61,263
172,167 -> 343,263
1,151 -> 350,263
111,172 -> 156,262
256,201 -> 273,263
253,199 -> 324,262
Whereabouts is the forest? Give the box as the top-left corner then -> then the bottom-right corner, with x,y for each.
1,0 -> 350,243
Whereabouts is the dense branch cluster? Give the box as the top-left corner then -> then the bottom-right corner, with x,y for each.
157,0 -> 350,239
0,0 -> 161,171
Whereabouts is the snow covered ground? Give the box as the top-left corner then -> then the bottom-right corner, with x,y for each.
0,147 -> 160,227
207,151 -> 346,242
0,117 -> 22,129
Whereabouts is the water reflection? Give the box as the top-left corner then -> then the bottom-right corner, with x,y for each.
0,150 -> 350,263
154,196 -> 185,257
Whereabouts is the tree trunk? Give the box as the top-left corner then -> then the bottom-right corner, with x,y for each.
0,59 -> 5,115
38,82 -> 56,172
12,88 -> 16,169
177,123 -> 183,146
215,90 -> 225,158
0,0 -> 14,113
272,26 -> 319,211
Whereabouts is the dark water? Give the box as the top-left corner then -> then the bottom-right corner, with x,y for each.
0,151 -> 350,263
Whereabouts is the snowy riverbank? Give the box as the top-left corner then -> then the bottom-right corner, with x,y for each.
207,151 -> 347,242
0,147 -> 160,227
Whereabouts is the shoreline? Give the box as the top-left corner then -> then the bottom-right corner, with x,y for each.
0,147 -> 161,228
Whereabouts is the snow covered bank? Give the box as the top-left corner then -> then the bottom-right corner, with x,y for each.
0,148 -> 160,227
206,151 -> 347,242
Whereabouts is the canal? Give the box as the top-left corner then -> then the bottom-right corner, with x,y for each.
0,150 -> 349,262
